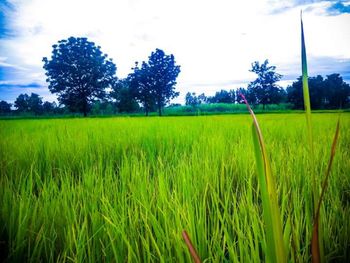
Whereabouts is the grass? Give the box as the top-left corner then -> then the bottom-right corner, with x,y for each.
0,113 -> 349,262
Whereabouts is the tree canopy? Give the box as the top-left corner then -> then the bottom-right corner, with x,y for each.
247,60 -> 284,108
43,37 -> 117,116
287,74 -> 350,109
128,49 -> 180,116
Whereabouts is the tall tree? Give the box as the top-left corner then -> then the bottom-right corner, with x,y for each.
128,62 -> 156,116
128,49 -> 180,116
247,60 -> 284,109
43,37 -> 117,116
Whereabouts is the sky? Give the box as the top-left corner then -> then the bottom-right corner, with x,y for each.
0,0 -> 350,104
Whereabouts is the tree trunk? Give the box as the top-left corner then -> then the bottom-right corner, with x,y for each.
158,105 -> 162,116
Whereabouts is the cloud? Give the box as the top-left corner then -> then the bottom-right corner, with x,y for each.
0,82 -> 56,102
0,0 -> 349,104
269,0 -> 350,16
327,1 -> 350,15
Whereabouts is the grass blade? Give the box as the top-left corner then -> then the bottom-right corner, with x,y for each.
312,119 -> 340,263
241,94 -> 286,263
301,12 -> 318,205
182,230 -> 201,263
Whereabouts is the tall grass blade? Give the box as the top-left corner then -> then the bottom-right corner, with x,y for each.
301,12 -> 317,204
240,94 -> 286,263
301,12 -> 325,262
312,119 -> 340,263
182,230 -> 201,263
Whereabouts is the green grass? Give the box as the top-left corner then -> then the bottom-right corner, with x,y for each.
0,114 -> 349,262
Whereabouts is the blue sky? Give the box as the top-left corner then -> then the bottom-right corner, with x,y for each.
0,0 -> 350,104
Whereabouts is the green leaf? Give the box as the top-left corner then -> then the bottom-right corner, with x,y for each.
312,118 -> 340,263
241,94 -> 286,263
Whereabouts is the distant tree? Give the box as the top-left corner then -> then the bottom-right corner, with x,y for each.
14,93 -> 30,112
185,92 -> 199,106
28,93 -> 43,115
42,101 -> 57,114
287,75 -> 325,109
110,79 -> 139,113
247,60 -> 284,108
324,73 -> 350,108
185,92 -> 207,106
14,93 -> 43,114
43,37 -> 117,116
0,100 -> 12,114
207,89 -> 235,103
235,88 -> 255,104
128,49 -> 180,116
198,93 -> 207,104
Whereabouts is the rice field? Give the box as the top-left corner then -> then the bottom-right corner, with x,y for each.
0,113 -> 349,262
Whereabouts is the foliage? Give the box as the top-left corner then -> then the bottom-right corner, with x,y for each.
207,89 -> 235,103
128,49 -> 180,116
287,74 -> 350,109
0,100 -> 12,114
14,93 -> 43,115
247,60 -> 284,108
43,37 -> 117,116
110,79 -> 140,113
185,92 -> 206,106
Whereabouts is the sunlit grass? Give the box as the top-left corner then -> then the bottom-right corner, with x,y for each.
0,114 -> 349,262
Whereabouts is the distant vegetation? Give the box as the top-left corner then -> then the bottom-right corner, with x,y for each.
1,36 -> 350,117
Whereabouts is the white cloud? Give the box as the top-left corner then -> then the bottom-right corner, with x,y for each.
1,0 -> 350,103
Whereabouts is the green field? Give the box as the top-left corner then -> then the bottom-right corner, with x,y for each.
1,113 -> 349,262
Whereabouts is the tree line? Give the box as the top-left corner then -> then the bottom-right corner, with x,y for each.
1,37 -> 349,116
186,60 -> 350,109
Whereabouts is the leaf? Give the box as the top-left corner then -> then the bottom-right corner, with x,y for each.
182,230 -> 202,263
312,118 -> 340,263
240,94 -> 286,263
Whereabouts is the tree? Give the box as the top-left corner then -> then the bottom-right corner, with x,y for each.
0,100 -> 12,114
207,89 -> 235,103
43,37 -> 117,116
247,60 -> 284,109
287,75 -> 325,109
14,93 -> 43,114
42,101 -> 57,114
28,93 -> 43,115
14,93 -> 30,112
110,79 -> 140,113
324,73 -> 350,108
236,87 -> 256,104
128,62 -> 156,116
128,49 -> 180,116
185,92 -> 207,106
185,92 -> 199,106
